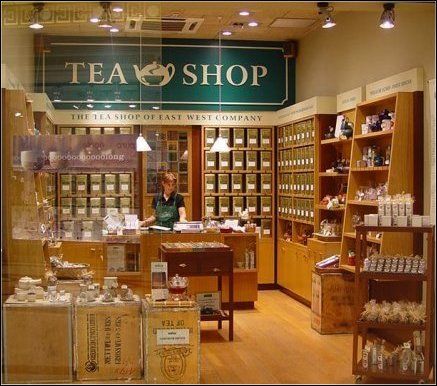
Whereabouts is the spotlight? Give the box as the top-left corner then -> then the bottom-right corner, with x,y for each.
104,104 -> 112,108
29,3 -> 44,29
129,104 -> 136,108
86,104 -> 94,108
73,105 -> 79,109
90,17 -> 99,23
112,6 -> 123,13
239,11 -> 250,16
152,106 -> 160,110
380,3 -> 395,29
97,2 -> 113,28
317,2 -> 336,29
222,31 -> 232,36
109,27 -> 119,33
248,21 -> 258,27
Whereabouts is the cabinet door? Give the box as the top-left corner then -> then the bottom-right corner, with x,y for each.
277,243 -> 287,287
285,243 -> 296,292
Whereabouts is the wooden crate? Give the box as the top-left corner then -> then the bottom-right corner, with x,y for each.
3,295 -> 73,383
311,270 -> 355,334
143,297 -> 200,384
74,296 -> 142,380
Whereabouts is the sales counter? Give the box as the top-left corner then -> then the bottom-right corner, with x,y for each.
56,231 -> 259,308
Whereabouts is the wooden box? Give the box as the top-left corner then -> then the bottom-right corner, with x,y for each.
218,127 -> 230,143
204,127 -> 216,147
75,197 -> 87,218
232,196 -> 244,216
245,174 -> 257,193
104,174 -> 116,193
204,197 -> 216,216
232,151 -> 244,170
261,219 -> 272,238
62,220 -> 75,239
75,297 -> 142,380
75,174 -> 88,195
81,220 -> 94,239
105,197 -> 117,215
61,197 -> 73,216
89,127 -> 101,135
61,174 -> 73,196
261,196 -> 272,216
219,197 -> 230,216
246,128 -> 259,148
205,152 -> 217,170
119,173 -> 131,194
246,151 -> 258,170
311,271 -> 355,334
260,128 -> 271,147
90,174 -> 103,196
90,197 -> 102,216
120,197 -> 131,214
233,128 -> 245,148
247,196 -> 258,215
219,152 -> 230,170
3,295 -> 73,383
142,298 -> 200,384
218,174 -> 229,193
231,174 -> 243,193
204,174 -> 216,193
260,151 -> 272,170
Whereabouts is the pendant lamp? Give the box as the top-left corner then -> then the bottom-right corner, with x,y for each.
210,135 -> 230,153
136,132 -> 151,152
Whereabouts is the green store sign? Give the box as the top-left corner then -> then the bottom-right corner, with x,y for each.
36,36 -> 295,111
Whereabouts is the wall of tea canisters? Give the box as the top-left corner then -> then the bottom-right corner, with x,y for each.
296,4 -> 435,217
1,27 -> 35,92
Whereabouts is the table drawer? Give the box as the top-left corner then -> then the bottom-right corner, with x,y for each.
167,257 -> 200,275
200,258 -> 231,274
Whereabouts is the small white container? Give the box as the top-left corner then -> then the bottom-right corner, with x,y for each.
365,214 -> 378,226
422,216 -> 431,226
411,215 -> 422,227
396,216 -> 408,227
380,215 -> 392,227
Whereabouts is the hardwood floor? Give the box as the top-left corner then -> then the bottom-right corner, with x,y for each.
200,290 -> 354,384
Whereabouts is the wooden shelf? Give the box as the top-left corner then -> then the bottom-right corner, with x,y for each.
293,168 -> 314,173
60,193 -> 133,198
347,200 -> 378,206
343,232 -> 382,244
203,170 -> 272,174
355,225 -> 434,233
319,172 -> 349,177
354,361 -> 429,380
204,193 -> 266,197
278,193 -> 294,197
340,264 -> 356,273
293,194 -> 313,199
354,129 -> 393,140
233,268 -> 257,273
292,218 -> 314,226
317,204 -> 345,211
108,271 -> 142,276
278,216 -> 292,221
293,141 -> 314,148
321,138 -> 352,145
278,169 -> 294,173
360,272 -> 427,281
356,320 -> 426,330
350,166 -> 389,172
204,147 -> 272,151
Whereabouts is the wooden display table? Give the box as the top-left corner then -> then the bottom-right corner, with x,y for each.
74,295 -> 142,381
3,294 -> 73,383
159,242 -> 234,341
142,297 -> 200,384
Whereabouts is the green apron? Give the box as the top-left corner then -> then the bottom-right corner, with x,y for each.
155,193 -> 179,229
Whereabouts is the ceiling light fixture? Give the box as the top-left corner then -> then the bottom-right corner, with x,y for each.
98,2 -> 113,28
152,106 -> 160,110
129,104 -> 136,108
210,135 -> 230,153
112,5 -> 123,13
136,133 -> 152,152
29,3 -> 44,29
90,17 -> 99,23
222,31 -> 232,36
86,103 -> 94,108
317,2 -> 336,29
109,27 -> 119,33
239,11 -> 250,16
379,3 -> 395,29
104,104 -> 112,108
73,105 -> 79,109
248,21 -> 259,27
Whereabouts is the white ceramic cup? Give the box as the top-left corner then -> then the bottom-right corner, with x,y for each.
21,151 -> 36,170
49,151 -> 61,168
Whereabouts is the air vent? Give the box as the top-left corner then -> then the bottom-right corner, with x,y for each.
125,17 -> 204,34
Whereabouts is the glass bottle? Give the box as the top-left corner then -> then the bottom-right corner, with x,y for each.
400,342 -> 413,372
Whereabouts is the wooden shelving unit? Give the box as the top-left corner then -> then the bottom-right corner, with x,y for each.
352,225 -> 435,383
201,126 -> 274,284
276,113 -> 337,303
340,92 -> 423,271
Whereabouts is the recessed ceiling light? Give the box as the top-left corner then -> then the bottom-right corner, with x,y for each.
222,31 -> 232,36
129,104 -> 136,108
248,21 -> 258,27
86,104 -> 94,108
53,98 -> 61,102
113,6 -> 123,13
239,11 -> 250,16
90,17 -> 99,23
105,104 -> 112,108
152,106 -> 160,110
110,27 -> 119,33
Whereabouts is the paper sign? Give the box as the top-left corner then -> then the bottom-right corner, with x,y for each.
234,184 -> 241,190
91,208 -> 100,214
220,184 -> 228,190
62,184 -> 70,191
235,161 -> 242,167
92,185 -> 100,191
248,184 -> 255,190
107,244 -> 125,272
221,207 -> 228,212
207,161 -> 215,167
122,207 -> 130,214
62,208 -> 71,214
64,231 -> 73,238
196,292 -> 221,312
222,161 -> 229,167
234,207 -> 242,213
263,184 -> 271,190
248,161 -> 256,167
78,185 -> 85,191
207,138 -> 214,144
207,184 -> 214,190
157,329 -> 189,345
263,161 -> 270,167
83,231 -> 92,238
263,229 -> 271,235
77,208 -> 86,215
249,138 -> 257,144
121,184 -> 129,191
106,184 -> 115,191
151,262 -> 168,301
249,207 -> 255,212
262,139 -> 270,145
235,138 -> 243,144
263,207 -> 270,212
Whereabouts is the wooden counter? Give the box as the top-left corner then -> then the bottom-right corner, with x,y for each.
59,232 -> 259,308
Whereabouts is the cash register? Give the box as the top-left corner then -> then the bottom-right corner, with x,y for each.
173,221 -> 204,233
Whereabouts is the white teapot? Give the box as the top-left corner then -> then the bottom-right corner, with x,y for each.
134,61 -> 175,86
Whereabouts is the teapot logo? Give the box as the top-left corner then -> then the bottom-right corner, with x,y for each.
134,61 -> 175,87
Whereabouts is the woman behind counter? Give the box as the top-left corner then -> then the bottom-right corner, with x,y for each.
141,172 -> 187,230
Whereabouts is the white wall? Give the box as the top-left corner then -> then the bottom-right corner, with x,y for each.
296,7 -> 435,215
1,27 -> 35,92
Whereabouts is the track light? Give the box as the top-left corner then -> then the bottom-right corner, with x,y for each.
29,3 -> 44,29
97,2 -> 113,28
136,133 -> 152,152
317,2 -> 336,29
380,3 -> 395,29
210,135 -> 230,153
